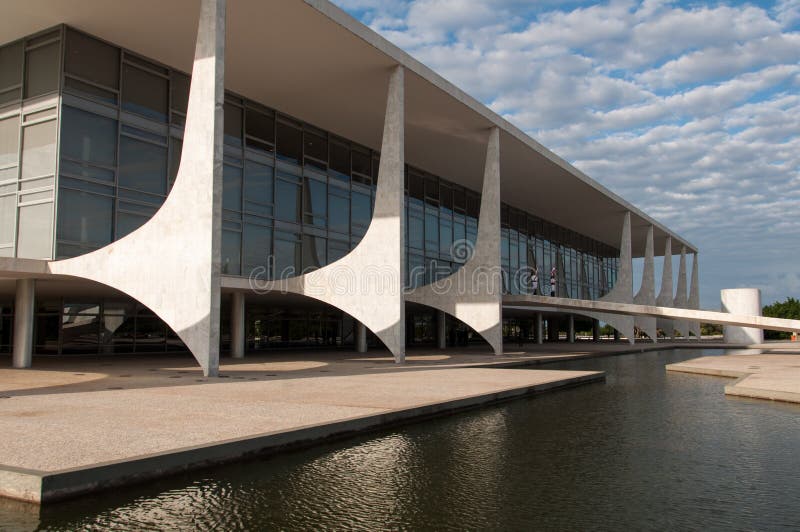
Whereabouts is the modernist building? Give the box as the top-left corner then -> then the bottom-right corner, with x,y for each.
0,0 -> 699,376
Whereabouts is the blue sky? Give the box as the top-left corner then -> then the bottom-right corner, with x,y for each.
334,0 -> 800,309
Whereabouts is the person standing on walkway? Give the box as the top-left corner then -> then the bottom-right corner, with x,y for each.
550,267 -> 557,297
531,268 -> 539,295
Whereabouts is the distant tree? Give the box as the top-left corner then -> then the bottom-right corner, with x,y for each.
599,324 -> 615,337
701,323 -> 722,336
763,297 -> 800,340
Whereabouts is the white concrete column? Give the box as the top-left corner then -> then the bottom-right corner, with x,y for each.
721,289 -> 763,344
674,246 -> 689,338
535,313 -> 543,345
230,292 -> 245,359
584,211 -> 634,343
356,321 -> 368,353
568,315 -> 575,343
12,279 -> 35,368
688,253 -> 701,338
404,126 -> 503,356
634,225 -> 657,342
437,310 -> 446,349
656,236 -> 674,338
48,0 -> 226,377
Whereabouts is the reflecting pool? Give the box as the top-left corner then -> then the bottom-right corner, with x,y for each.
2,349 -> 799,531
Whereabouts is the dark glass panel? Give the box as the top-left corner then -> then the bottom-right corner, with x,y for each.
116,211 -> 148,239
223,164 -> 242,212
328,194 -> 349,234
169,137 -> 182,186
352,149 -> 370,176
122,64 -> 168,122
0,42 -> 23,90
453,188 -> 466,212
224,103 -> 242,147
24,42 -> 59,98
171,72 -> 190,114
439,217 -> 453,257
61,302 -> 101,355
409,172 -> 424,201
273,231 -> 300,278
425,211 -> 439,253
61,106 -> 117,167
329,141 -> 349,179
424,177 -> 439,204
304,130 -> 327,162
328,239 -> 349,263
275,179 -> 301,223
466,193 -> 480,218
244,160 -> 273,215
351,191 -> 371,228
408,211 -> 423,250
303,234 -> 326,271
134,315 -> 166,352
221,229 -> 241,275
64,77 -> 117,104
34,313 -> 60,354
303,177 -> 327,227
64,30 -> 120,89
276,121 -> 301,164
119,136 -> 167,195
242,223 -> 272,277
57,189 -> 113,246
440,184 -> 452,211
245,107 -> 275,146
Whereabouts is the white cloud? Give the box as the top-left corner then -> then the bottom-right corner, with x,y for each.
333,0 -> 800,307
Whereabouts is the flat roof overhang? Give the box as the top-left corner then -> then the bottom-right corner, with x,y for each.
0,0 -> 697,256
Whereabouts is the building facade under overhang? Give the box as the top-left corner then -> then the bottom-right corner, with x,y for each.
0,0 -> 700,375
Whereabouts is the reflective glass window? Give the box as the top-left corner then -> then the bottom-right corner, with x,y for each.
223,164 -> 242,212
328,239 -> 349,263
119,136 -> 167,195
439,217 -> 453,257
221,230 -> 241,275
224,103 -> 242,148
242,223 -> 272,277
351,191 -> 371,228
24,42 -> 59,98
328,194 -> 349,234
61,107 -> 117,167
303,234 -> 326,270
276,121 -> 301,164
304,177 -> 326,227
273,231 -> 300,278
57,189 -> 112,246
168,137 -> 182,186
425,211 -> 438,253
116,211 -> 147,239
171,72 -> 190,114
122,64 -> 168,122
352,149 -> 370,177
304,131 -> 327,163
408,211 -> 423,250
245,107 -> 274,149
0,115 -> 19,168
275,179 -> 301,223
244,160 -> 273,216
20,119 -> 56,179
64,30 -> 119,89
329,141 -> 349,180
0,42 -> 23,91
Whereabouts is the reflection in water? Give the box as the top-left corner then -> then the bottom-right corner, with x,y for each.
4,349 -> 800,531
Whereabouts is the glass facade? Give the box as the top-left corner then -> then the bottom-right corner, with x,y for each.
0,26 -> 621,354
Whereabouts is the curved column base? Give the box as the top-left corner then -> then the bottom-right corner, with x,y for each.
634,315 -> 658,343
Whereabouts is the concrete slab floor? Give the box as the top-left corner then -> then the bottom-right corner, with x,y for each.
0,345 -> 621,503
666,344 -> 800,404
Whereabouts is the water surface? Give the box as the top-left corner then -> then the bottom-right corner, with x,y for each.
2,349 -> 799,531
